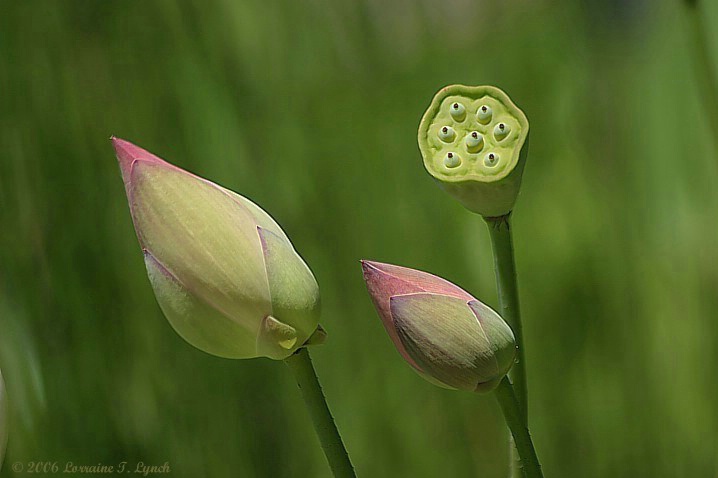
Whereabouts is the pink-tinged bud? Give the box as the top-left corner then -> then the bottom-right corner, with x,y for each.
361,261 -> 516,393
113,138 -> 322,360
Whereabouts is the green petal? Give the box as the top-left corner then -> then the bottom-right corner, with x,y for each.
145,252 -> 258,359
258,227 -> 321,341
390,293 -> 499,391
221,187 -> 291,243
467,300 -> 516,378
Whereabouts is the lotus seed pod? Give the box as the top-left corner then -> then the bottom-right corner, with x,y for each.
0,370 -> 7,470
418,85 -> 529,217
113,138 -> 322,360
361,261 -> 516,393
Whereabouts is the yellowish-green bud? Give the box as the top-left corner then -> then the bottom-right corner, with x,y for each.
113,138 -> 322,360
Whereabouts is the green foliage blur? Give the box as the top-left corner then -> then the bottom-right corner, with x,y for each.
1,1 -> 717,476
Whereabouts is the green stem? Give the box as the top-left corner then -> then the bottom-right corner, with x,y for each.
685,0 -> 718,156
485,214 -> 527,421
285,348 -> 357,478
494,377 -> 544,478
485,214 -> 527,478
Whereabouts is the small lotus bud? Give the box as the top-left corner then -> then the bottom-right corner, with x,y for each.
0,370 -> 7,470
361,261 -> 516,393
113,138 -> 322,360
418,85 -> 529,217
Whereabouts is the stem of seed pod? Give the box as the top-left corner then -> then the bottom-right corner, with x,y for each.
285,348 -> 357,478
485,214 -> 527,420
494,377 -> 544,478
684,0 -> 718,156
485,213 -> 527,478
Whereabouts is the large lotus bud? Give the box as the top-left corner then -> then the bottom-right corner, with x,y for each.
361,261 -> 515,393
418,85 -> 529,217
0,370 -> 7,470
113,138 -> 323,360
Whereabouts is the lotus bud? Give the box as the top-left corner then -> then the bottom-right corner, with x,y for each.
0,370 -> 7,470
361,261 -> 516,393
113,138 -> 322,360
418,85 -> 529,217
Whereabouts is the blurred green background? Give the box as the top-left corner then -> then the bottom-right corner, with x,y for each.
1,0 -> 717,476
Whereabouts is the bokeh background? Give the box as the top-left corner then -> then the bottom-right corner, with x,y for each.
1,0 -> 718,476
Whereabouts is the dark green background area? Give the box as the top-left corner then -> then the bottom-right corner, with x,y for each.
1,1 -> 717,476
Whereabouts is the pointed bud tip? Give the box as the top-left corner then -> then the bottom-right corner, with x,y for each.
360,260 -> 374,280
360,260 -> 473,301
360,260 -> 391,289
111,137 -> 170,182
360,259 -> 393,278
360,259 -> 387,269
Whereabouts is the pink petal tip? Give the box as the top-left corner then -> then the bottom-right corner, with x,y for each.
111,137 -> 171,184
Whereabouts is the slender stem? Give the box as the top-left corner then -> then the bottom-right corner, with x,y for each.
285,348 -> 357,478
485,214 -> 527,421
685,0 -> 718,156
494,377 -> 544,478
485,214 -> 527,478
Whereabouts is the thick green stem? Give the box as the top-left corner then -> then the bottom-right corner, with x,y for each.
485,214 -> 527,421
685,0 -> 718,156
285,348 -> 356,478
494,377 -> 544,478
485,214 -> 527,478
